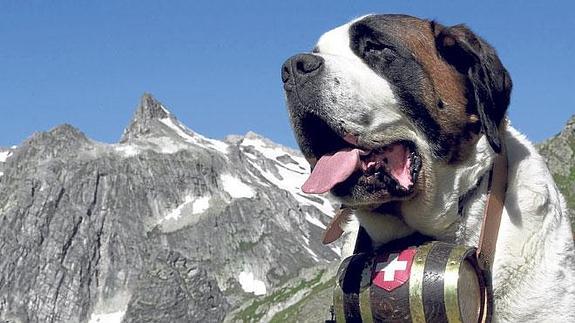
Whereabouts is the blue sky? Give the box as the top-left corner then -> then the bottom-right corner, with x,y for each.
1,1 -> 573,148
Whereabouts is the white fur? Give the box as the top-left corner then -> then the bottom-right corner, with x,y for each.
488,127 -> 575,322
402,135 -> 495,238
319,19 -> 575,322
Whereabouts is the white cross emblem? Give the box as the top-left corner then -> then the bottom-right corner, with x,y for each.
376,253 -> 408,282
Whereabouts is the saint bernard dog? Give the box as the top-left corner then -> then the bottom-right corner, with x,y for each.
281,14 -> 575,321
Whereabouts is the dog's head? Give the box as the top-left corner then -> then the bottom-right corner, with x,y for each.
282,14 -> 512,238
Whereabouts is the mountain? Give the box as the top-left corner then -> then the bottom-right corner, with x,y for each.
0,94 -> 342,322
537,114 -> 575,229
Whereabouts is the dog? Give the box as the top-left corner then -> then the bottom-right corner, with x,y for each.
281,14 -> 575,321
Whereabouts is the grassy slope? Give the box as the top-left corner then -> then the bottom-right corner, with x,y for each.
536,115 -> 575,230
230,269 -> 332,323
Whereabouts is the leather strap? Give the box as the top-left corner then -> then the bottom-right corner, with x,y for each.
476,142 -> 508,323
476,143 -> 508,272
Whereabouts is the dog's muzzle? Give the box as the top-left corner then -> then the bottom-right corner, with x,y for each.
281,53 -> 333,160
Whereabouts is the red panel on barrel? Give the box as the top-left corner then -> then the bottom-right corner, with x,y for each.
372,248 -> 417,292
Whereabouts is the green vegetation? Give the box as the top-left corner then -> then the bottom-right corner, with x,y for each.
233,270 -> 326,323
554,167 -> 575,209
536,117 -> 575,232
269,275 -> 335,323
555,138 -> 575,231
552,165 -> 575,232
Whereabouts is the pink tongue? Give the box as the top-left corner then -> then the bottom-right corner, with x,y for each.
302,148 -> 362,194
302,143 -> 413,195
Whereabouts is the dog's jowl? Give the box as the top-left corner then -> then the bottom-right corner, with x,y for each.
282,14 -> 575,322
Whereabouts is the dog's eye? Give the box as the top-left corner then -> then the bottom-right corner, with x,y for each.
363,40 -> 383,53
363,40 -> 397,61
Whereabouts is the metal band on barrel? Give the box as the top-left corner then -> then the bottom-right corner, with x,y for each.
409,242 -> 436,323
333,284 -> 346,322
359,286 -> 373,323
444,245 -> 473,323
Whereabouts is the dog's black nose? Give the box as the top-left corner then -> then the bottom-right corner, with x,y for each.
281,54 -> 324,84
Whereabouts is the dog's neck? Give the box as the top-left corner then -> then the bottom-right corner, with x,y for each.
355,136 -> 496,248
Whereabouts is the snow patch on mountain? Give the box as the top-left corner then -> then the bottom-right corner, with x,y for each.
192,195 -> 211,214
161,194 -> 211,223
303,245 -> 320,262
238,271 -> 267,296
158,104 -> 170,116
305,213 -> 326,230
0,150 -> 12,162
147,137 -> 188,154
1,148 -> 14,177
164,195 -> 194,221
241,134 -> 307,173
88,311 -> 125,323
221,174 -> 255,199
247,159 -> 334,216
114,144 -> 140,157
114,137 -> 193,157
330,246 -> 342,257
239,134 -> 335,217
159,117 -> 229,155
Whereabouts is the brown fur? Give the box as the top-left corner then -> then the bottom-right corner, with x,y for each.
392,17 -> 482,162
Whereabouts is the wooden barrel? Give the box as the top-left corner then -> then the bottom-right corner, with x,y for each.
333,241 -> 488,323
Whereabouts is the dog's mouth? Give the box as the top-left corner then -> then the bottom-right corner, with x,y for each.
297,115 -> 422,202
303,141 -> 421,195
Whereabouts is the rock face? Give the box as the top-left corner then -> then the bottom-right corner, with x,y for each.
537,115 -> 575,222
0,94 -> 341,322
123,250 -> 228,323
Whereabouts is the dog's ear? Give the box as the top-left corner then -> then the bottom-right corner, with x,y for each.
434,23 -> 512,153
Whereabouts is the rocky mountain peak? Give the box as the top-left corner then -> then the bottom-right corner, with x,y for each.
120,93 -> 175,143
139,93 -> 171,120
48,123 -> 90,141
12,124 -> 92,162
